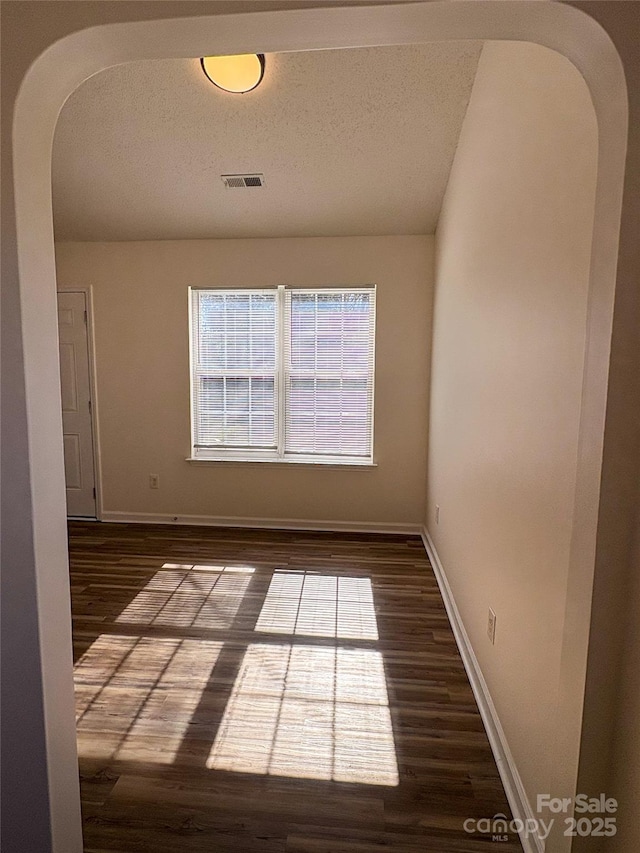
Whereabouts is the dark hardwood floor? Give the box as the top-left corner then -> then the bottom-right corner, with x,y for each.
69,521 -> 522,852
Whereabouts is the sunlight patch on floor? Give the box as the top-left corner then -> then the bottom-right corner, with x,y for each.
207,643 -> 398,785
115,566 -> 254,629
74,633 -> 222,762
255,570 -> 379,640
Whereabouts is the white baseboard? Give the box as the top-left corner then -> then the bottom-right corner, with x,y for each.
100,511 -> 421,536
421,527 -> 544,853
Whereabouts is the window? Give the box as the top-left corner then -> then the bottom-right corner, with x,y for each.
189,285 -> 376,465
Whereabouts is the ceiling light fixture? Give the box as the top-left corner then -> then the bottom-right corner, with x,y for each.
200,54 -> 265,94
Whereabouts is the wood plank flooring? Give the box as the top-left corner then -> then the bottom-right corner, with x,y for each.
69,521 -> 522,852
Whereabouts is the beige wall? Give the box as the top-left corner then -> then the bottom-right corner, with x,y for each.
427,39 -> 598,820
55,235 -> 432,528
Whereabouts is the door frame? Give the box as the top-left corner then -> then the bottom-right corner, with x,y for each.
57,286 -> 103,521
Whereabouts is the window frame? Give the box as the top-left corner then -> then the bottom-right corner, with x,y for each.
188,284 -> 376,467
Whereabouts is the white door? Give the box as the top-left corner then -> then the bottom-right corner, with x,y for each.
57,291 -> 96,517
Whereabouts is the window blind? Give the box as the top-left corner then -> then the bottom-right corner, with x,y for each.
190,285 -> 375,463
284,288 -> 375,459
191,289 -> 278,451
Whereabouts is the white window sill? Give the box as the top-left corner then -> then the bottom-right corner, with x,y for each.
186,456 -> 377,470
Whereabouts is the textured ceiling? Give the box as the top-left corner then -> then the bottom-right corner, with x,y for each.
52,42 -> 482,241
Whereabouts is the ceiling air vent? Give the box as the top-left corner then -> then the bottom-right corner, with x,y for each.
221,173 -> 265,188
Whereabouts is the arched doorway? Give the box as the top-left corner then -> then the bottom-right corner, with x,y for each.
9,3 -> 628,850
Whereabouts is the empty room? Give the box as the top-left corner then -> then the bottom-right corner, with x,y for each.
3,3 -> 639,853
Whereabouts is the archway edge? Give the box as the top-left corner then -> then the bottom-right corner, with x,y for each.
12,3 -> 628,851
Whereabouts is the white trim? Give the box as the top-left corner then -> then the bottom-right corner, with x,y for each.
420,527 -> 544,853
188,286 -> 197,459
100,511 -> 420,536
185,456 -> 377,468
277,284 -> 286,456
56,286 -> 103,521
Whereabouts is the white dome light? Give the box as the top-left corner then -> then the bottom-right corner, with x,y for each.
201,54 -> 265,94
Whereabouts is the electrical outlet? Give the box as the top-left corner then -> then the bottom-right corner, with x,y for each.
435,505 -> 440,524
149,474 -> 159,489
487,608 -> 497,644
